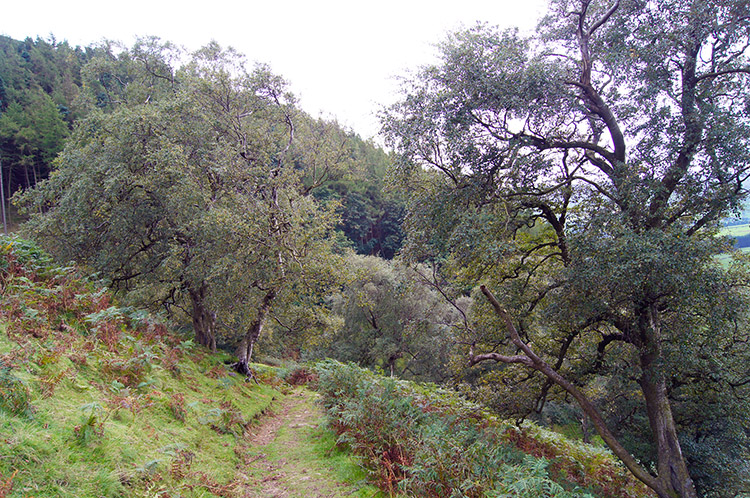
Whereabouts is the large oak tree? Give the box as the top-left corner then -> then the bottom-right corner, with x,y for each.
383,1 -> 750,496
19,39 -> 347,368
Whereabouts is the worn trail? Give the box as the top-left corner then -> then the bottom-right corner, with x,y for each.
237,388 -> 369,498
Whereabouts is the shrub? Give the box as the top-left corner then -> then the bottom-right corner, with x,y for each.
73,402 -> 108,445
199,401 -> 246,436
0,367 -> 31,416
314,360 -> 640,498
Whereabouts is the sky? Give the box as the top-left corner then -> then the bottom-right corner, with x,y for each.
2,0 -> 547,141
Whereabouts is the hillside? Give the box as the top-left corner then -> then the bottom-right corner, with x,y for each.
0,236 -> 385,498
3,1 -> 750,494
0,235 -> 661,498
314,361 -> 654,498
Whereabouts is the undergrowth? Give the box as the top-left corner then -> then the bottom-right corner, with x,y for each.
0,235 -> 657,498
0,235 -> 281,497
314,360 -> 654,498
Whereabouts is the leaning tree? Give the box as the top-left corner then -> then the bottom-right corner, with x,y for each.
383,0 -> 750,496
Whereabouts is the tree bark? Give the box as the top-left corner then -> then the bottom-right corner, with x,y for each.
234,288 -> 276,376
637,307 -> 697,498
474,285 -> 698,498
188,283 -> 216,351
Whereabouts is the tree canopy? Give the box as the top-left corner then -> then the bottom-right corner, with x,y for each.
0,35 -> 93,210
326,254 -> 466,381
383,0 -> 750,497
17,39 -> 349,371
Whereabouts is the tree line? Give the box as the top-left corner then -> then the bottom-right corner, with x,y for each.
0,35 -> 403,254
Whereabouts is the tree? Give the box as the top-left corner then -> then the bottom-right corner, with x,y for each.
0,75 -> 8,112
327,254 -> 466,381
0,35 -> 92,196
383,1 -> 750,497
19,40 -> 348,367
311,135 -> 406,259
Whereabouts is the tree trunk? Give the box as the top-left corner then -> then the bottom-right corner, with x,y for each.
580,414 -> 591,444
476,285 -> 699,498
234,288 -> 276,377
0,155 -> 7,234
5,160 -> 11,214
639,368 -> 697,498
188,283 -> 216,351
638,309 -> 697,498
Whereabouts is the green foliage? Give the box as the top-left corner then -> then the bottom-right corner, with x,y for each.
73,402 -> 107,445
383,2 -> 750,495
0,35 -> 90,205
325,255 -> 466,382
0,237 -> 289,497
197,401 -> 246,436
314,360 -> 644,498
0,367 -> 30,416
17,40 -> 352,360
494,457 -> 588,498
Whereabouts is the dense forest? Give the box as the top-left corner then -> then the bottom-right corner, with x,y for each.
1,0 -> 749,497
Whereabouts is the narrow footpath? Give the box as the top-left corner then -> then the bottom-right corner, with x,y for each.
236,388 -> 377,498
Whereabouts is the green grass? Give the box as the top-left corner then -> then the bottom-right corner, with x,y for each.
720,223 -> 750,237
0,328 -> 282,497
240,388 -> 391,498
715,246 -> 750,267
0,334 -> 392,498
0,237 -> 400,498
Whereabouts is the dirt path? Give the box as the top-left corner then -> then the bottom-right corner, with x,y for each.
237,388 -> 372,498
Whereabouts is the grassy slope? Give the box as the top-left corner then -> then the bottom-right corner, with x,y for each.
315,361 -> 655,498
0,235 -> 655,498
0,237 -> 378,498
715,225 -> 750,266
721,223 -> 750,237
0,328 -> 280,497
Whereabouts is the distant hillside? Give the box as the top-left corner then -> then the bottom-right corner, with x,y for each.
720,223 -> 750,249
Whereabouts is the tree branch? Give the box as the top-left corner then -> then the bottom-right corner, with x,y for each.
472,284 -> 659,491
694,66 -> 750,83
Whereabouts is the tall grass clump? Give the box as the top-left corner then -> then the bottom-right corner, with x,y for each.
314,360 -> 653,498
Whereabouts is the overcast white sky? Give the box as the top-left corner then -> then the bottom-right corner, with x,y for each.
2,0 -> 547,140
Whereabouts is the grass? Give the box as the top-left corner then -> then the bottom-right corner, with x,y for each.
715,224 -> 750,266
715,246 -> 750,267
0,236 -> 385,498
240,388 -> 391,498
721,223 -> 750,238
0,328 -> 282,497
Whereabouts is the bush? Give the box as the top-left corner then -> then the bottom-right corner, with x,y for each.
0,367 -> 31,416
314,360 -> 601,498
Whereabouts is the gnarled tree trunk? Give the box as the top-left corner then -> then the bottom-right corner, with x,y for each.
637,308 -> 697,498
188,283 -> 216,351
234,288 -> 277,377
474,285 -> 698,498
